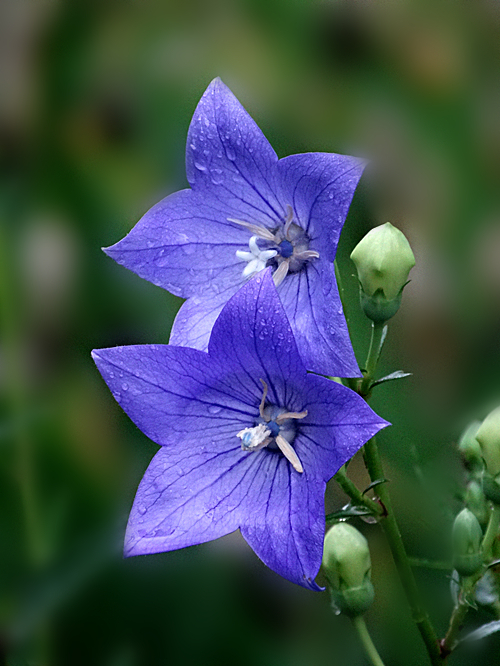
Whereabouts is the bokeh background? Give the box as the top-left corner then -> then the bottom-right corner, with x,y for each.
2,0 -> 500,664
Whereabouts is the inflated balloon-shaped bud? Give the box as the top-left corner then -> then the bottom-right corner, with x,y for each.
465,481 -> 489,527
350,222 -> 415,323
476,407 -> 500,504
452,508 -> 483,577
322,523 -> 374,617
458,420 -> 483,471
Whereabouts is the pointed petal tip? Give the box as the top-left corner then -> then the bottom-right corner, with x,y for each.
304,577 -> 324,592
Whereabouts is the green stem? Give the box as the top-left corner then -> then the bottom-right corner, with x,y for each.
352,616 -> 386,666
362,438 -> 441,665
332,466 -> 383,518
482,505 -> 500,560
358,322 -> 441,665
360,322 -> 385,395
408,558 -> 453,571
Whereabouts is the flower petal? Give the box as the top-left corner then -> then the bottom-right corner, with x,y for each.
125,445 -> 266,555
169,280 -> 238,351
277,152 -> 366,261
208,269 -> 307,407
240,460 -> 325,590
186,78 -> 284,226
297,374 -> 390,481
91,345 -> 260,449
103,189 -> 247,298
278,261 -> 360,377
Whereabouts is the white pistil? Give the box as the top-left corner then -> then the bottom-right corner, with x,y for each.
237,423 -> 272,451
230,208 -> 319,284
237,379 -> 307,473
236,236 -> 277,278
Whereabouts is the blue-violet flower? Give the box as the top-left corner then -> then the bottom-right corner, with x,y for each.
92,270 -> 388,589
105,78 -> 366,377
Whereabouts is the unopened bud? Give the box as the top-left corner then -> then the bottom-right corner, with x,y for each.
465,481 -> 489,526
322,523 -> 374,617
476,407 -> 500,477
452,508 -> 483,577
476,407 -> 500,505
350,222 -> 415,323
458,420 -> 482,471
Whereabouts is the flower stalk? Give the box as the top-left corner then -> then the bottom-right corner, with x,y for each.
358,321 -> 441,665
352,616 -> 386,666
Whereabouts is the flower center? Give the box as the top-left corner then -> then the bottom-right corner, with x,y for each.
230,205 -> 320,286
236,379 -> 307,473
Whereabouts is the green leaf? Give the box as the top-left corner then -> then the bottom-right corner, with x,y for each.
362,478 -> 388,495
376,324 -> 388,360
371,370 -> 412,388
459,620 -> 500,644
325,505 -> 375,522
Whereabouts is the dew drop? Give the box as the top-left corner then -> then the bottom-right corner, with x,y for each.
122,382 -> 129,391
137,504 -> 147,515
194,162 -> 207,171
226,145 -> 236,161
204,117 -> 210,127
211,168 -> 224,185
208,405 -> 222,415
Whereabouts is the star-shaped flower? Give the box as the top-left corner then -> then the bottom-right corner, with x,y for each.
92,270 -> 388,589
105,78 -> 366,377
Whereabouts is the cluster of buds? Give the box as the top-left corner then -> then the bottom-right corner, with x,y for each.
351,222 -> 415,324
322,523 -> 374,617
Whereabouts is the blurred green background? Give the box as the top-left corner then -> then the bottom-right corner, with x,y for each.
1,0 -> 500,664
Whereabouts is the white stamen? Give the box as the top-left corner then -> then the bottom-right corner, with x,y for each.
272,259 -> 290,287
283,205 -> 294,240
295,250 -> 320,261
228,218 -> 276,242
237,423 -> 271,450
275,409 -> 308,425
236,235 -> 277,279
276,434 -> 304,473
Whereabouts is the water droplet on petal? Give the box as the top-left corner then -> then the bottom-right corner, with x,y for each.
208,405 -> 222,415
226,145 -> 236,161
122,382 -> 129,391
194,162 -> 207,171
137,504 -> 147,515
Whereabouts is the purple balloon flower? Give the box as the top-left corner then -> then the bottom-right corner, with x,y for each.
105,78 -> 366,377
92,270 -> 388,589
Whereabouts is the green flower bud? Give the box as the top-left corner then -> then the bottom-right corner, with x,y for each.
476,407 -> 500,477
465,481 -> 489,526
458,420 -> 482,471
350,222 -> 415,323
322,523 -> 374,617
452,508 -> 483,577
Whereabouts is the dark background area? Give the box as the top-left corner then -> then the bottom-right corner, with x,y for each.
1,1 -> 500,664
